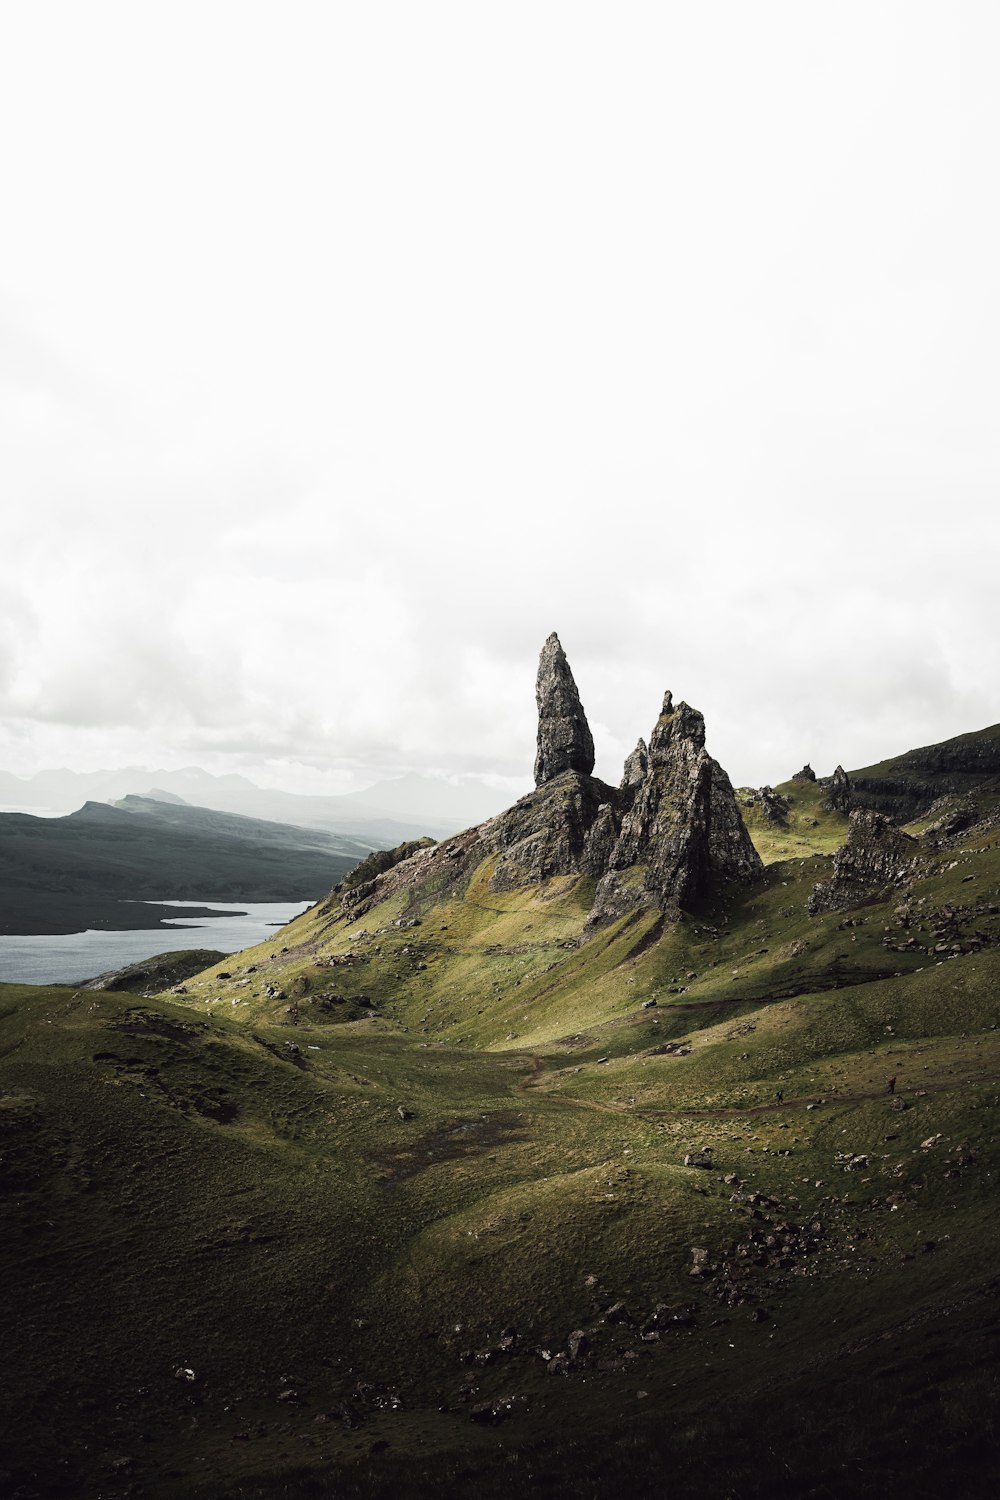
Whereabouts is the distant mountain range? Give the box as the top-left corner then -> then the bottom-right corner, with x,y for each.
0,796 -> 369,935
0,766 -> 512,843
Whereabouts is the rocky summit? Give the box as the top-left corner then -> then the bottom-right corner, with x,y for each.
341,637 -> 763,925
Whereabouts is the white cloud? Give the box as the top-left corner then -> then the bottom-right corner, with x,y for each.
1,3 -> 998,795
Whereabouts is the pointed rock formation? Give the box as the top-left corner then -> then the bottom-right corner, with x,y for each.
534,633 -> 595,786
824,764 -> 852,813
334,637 -> 762,925
589,692 -> 763,922
792,764 -> 817,783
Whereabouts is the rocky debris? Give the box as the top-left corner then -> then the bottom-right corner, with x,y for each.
335,839 -> 435,897
824,765 -> 852,813
684,1149 -> 714,1169
468,1395 -> 520,1424
923,794 -> 982,841
330,826 -> 482,919
533,632 -> 596,785
878,895 -> 996,957
737,785 -> 790,825
792,764 -> 817,782
475,1296 -> 701,1385
808,810 -> 923,914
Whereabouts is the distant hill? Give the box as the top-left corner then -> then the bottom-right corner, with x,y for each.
0,766 -> 510,841
0,796 -> 369,935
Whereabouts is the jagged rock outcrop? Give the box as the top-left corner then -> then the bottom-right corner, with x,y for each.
589,693 -> 763,923
333,637 -> 763,927
808,810 -> 922,914
824,765 -> 852,813
922,794 -> 981,841
485,771 -> 615,891
792,764 -> 817,783
534,632 -> 596,786
335,838 -> 436,911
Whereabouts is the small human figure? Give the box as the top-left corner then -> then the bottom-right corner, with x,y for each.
887,1076 -> 896,1095
775,1089 -> 784,1104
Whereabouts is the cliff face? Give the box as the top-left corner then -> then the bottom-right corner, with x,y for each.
335,636 -> 763,925
847,725 -> 1000,821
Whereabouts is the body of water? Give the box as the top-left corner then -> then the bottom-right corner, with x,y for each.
0,900 -> 312,986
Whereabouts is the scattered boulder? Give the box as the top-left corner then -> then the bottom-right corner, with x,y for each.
684,1150 -> 714,1169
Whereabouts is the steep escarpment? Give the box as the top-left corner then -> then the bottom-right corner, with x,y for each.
332,636 -> 762,925
847,723 -> 1000,821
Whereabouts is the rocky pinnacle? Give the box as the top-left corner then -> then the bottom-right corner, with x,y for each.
533,633 -> 596,786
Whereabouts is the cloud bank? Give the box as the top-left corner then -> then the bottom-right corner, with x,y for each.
2,3 -> 998,796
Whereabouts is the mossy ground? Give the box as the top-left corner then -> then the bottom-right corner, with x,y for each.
3,809 -> 1000,1496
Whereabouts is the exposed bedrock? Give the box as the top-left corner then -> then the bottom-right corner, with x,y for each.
534,632 -> 596,785
334,636 -> 763,925
808,809 -> 922,914
589,692 -> 763,922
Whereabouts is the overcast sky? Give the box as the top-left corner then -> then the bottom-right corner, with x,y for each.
2,1 -> 998,804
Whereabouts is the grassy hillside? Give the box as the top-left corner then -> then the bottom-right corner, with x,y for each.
3,778 -> 1000,1496
0,797 -> 366,933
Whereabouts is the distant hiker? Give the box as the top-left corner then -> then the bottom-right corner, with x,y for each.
775,1089 -> 784,1104
887,1076 -> 896,1095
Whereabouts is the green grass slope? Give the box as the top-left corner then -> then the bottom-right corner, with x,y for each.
3,786 -> 1000,1497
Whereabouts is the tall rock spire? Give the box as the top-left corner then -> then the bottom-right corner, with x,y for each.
533,632 -> 596,786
